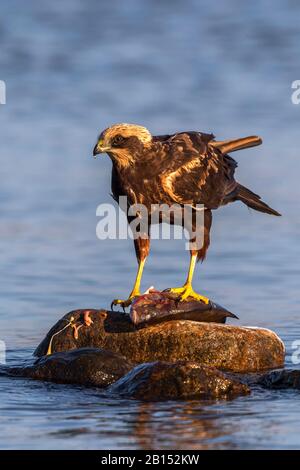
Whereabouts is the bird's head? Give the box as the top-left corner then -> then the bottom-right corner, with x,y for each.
93,123 -> 152,167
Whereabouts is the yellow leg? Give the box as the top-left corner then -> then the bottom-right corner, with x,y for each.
111,258 -> 146,310
169,253 -> 209,304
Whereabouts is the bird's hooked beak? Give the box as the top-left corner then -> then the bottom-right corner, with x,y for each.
93,139 -> 111,157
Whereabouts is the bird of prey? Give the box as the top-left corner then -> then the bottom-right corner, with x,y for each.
93,123 -> 280,309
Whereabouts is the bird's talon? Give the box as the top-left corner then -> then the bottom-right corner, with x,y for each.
110,293 -> 140,312
169,285 -> 209,305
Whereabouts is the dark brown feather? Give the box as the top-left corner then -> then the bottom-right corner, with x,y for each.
108,129 -> 280,263
211,135 -> 262,153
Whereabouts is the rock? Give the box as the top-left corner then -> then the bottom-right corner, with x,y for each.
257,369 -> 300,390
130,289 -> 238,326
109,361 -> 250,400
35,309 -> 285,373
9,348 -> 132,387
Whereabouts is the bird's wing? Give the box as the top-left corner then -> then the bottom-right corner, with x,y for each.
158,131 -> 238,209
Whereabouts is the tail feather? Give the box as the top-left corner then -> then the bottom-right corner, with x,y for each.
236,184 -> 281,216
211,136 -> 262,154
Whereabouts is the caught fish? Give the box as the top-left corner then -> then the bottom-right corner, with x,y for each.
130,288 -> 238,327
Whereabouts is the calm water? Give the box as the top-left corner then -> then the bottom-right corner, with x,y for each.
0,0 -> 300,449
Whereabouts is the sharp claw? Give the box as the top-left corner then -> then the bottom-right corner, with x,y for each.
122,305 -> 126,313
181,292 -> 188,302
167,286 -> 209,305
111,301 -> 114,311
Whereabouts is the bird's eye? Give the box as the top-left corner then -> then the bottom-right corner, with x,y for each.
112,135 -> 125,147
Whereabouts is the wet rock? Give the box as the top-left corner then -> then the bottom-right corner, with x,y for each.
35,309 -> 285,373
130,289 -> 238,326
257,369 -> 300,390
109,361 -> 250,400
9,348 -> 132,387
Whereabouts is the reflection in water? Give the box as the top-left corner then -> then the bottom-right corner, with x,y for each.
0,0 -> 300,450
130,402 -> 239,450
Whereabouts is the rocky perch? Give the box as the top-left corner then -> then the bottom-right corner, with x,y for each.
35,309 -> 285,373
3,302 -> 286,401
9,348 -> 133,388
109,361 -> 250,400
6,353 -> 250,400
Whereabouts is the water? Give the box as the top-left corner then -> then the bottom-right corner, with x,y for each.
0,0 -> 300,449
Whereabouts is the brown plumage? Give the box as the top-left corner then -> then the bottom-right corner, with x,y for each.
93,123 -> 280,309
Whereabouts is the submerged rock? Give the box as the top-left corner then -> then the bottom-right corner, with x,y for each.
9,347 -> 132,387
35,309 -> 285,373
109,361 -> 250,400
257,369 -> 300,390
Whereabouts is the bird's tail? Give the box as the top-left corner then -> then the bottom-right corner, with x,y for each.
236,184 -> 281,216
211,136 -> 262,154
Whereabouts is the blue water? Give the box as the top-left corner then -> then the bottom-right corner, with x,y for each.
0,0 -> 300,449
